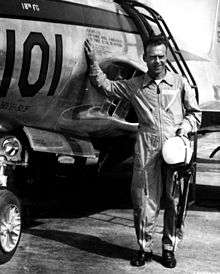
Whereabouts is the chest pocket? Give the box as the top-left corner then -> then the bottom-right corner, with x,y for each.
161,89 -> 179,110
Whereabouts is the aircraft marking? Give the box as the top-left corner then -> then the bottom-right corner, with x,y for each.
0,30 -> 15,97
0,30 -> 63,97
21,2 -> 40,12
0,101 -> 31,112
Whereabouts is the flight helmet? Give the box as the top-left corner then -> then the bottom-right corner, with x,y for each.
162,136 -> 193,165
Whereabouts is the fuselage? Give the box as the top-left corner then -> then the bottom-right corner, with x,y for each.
0,0 -> 144,137
1,0 -> 219,138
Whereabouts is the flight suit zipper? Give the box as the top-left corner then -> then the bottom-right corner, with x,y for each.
157,85 -> 163,147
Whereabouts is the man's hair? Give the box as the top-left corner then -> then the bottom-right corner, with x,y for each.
144,34 -> 168,56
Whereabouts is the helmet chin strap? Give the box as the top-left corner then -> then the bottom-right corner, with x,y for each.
178,136 -> 189,165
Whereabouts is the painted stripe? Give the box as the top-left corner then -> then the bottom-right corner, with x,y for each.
0,0 -> 138,33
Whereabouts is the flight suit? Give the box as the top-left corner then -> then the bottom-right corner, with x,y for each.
89,62 -> 201,252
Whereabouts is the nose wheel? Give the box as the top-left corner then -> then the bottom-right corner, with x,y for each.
0,190 -> 22,264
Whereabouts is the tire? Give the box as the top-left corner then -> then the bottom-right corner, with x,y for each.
0,189 -> 22,264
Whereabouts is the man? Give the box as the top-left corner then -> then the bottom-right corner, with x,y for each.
84,35 -> 201,268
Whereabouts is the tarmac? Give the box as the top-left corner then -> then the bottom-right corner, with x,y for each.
0,132 -> 219,273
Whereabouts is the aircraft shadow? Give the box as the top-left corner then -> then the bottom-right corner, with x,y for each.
22,178 -> 220,228
193,184 -> 220,211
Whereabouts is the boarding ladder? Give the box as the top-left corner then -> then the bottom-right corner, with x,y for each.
115,0 -> 199,102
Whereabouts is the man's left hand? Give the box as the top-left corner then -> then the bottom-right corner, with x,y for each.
176,128 -> 188,137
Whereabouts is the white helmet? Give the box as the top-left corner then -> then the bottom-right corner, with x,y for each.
162,136 -> 193,165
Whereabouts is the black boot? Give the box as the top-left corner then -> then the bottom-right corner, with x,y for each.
162,250 -> 176,268
130,250 -> 152,267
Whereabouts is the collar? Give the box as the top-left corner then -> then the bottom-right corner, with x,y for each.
143,70 -> 174,87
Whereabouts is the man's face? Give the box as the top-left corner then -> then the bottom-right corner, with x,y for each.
144,44 -> 167,78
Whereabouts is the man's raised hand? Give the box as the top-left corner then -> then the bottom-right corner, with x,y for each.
84,39 -> 97,64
